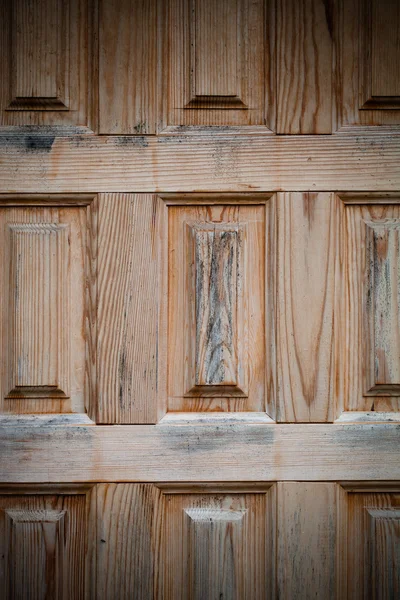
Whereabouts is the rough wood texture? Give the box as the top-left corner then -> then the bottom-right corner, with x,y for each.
345,490 -> 400,599
277,0 -> 332,133
160,487 -> 275,599
168,202 -> 265,412
0,203 -> 92,415
276,192 -> 339,422
99,0 -> 160,134
0,0 -> 96,130
336,0 -> 400,129
0,492 -> 88,599
1,134 -> 399,193
166,0 -> 268,127
0,423 -> 399,483
339,200 -> 400,412
277,483 -> 337,598
97,194 -> 166,423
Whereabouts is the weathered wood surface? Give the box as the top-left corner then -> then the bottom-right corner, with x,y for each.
0,133 -> 400,192
0,423 -> 399,483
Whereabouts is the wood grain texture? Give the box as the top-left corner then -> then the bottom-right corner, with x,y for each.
0,423 -> 399,483
0,492 -> 89,599
99,0 -> 161,134
160,487 -> 275,599
0,204 -> 90,415
0,0 -> 96,129
277,482 -> 337,598
277,0 -> 333,133
96,484 -> 162,600
340,201 -> 400,412
336,0 -> 400,129
1,133 -> 399,193
345,491 -> 400,599
168,203 -> 265,412
166,0 -> 268,127
276,192 -> 339,422
97,194 -> 167,423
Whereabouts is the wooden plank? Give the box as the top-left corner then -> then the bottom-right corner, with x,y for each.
97,194 -> 167,423
99,0 -> 160,134
276,192 -> 339,421
0,423 -> 399,483
277,483 -> 337,598
96,484 -> 161,599
1,133 -> 399,192
276,0 -> 332,133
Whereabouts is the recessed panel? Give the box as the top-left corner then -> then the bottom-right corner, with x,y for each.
168,202 -> 266,412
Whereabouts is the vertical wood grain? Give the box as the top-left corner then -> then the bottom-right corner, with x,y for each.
97,194 -> 167,423
277,0 -> 333,133
370,0 -> 400,99
276,192 -> 339,422
277,482 -> 338,599
99,0 -> 160,134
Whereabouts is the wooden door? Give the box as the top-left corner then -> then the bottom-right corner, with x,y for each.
0,0 -> 399,598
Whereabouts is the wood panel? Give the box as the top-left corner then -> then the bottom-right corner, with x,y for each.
168,201 -> 266,413
276,192 -> 339,421
339,198 -> 400,412
344,489 -> 400,599
0,0 -> 95,130
159,486 -> 275,599
0,199 -> 96,415
277,483 -> 337,598
276,0 -> 333,133
0,422 -> 399,483
97,194 -> 166,423
166,0 -> 270,128
1,134 -> 399,193
99,0 -> 160,134
336,0 -> 400,129
0,489 -> 92,599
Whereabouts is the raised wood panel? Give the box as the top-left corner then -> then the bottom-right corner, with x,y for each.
276,0 -> 333,133
0,198 -> 96,415
97,194 -> 166,423
0,491 -> 90,599
99,0 -> 160,134
276,192 -> 339,422
159,486 -> 275,599
168,200 -> 267,413
345,490 -> 400,599
336,0 -> 400,129
166,0 -> 271,128
339,198 -> 400,412
0,0 -> 95,129
277,483 -> 337,598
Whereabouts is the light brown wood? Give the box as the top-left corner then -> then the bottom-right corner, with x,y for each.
0,422 -> 399,483
0,200 -> 96,415
97,194 -> 167,423
277,482 -> 338,598
0,0 -> 96,130
339,199 -> 400,412
275,192 -> 339,421
99,0 -> 161,134
166,0 -> 269,128
336,0 -> 400,130
277,0 -> 333,133
168,202 -> 266,412
1,133 -> 400,193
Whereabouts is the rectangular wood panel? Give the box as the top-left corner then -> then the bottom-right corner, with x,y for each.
339,198 -> 400,412
168,200 -> 267,413
166,0 -> 270,128
276,0 -> 332,133
0,0 -> 95,129
0,199 -> 96,415
0,490 -> 91,599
